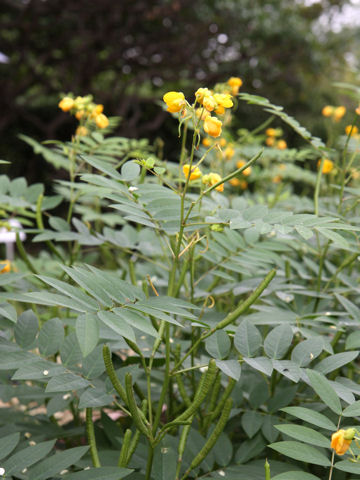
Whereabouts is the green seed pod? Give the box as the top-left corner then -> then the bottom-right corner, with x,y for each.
125,373 -> 151,439
126,399 -> 147,464
178,415 -> 194,461
118,429 -> 132,467
265,459 -> 271,480
102,345 -> 127,404
86,407 -> 101,468
185,398 -> 233,475
176,373 -> 192,408
174,359 -> 217,423
209,378 -> 235,423
203,371 -> 221,431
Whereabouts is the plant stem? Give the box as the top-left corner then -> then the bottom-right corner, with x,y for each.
145,445 -> 154,480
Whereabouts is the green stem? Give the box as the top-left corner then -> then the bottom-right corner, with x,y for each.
145,445 -> 154,480
16,232 -> 38,274
86,408 -> 101,467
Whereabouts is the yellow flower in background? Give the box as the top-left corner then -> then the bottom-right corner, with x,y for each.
236,159 -> 252,176
195,88 -> 212,104
318,158 -> 334,174
266,128 -> 278,137
95,113 -> 109,129
229,178 -> 248,189
196,108 -> 210,121
277,140 -> 287,150
345,125 -> 359,136
356,105 -> 360,115
218,138 -> 227,147
163,91 -> 186,113
0,260 -> 11,274
75,110 -> 85,120
224,146 -> 235,160
334,105 -> 346,121
266,137 -> 275,147
75,126 -> 88,137
229,178 -> 241,187
322,105 -> 334,117
272,175 -> 282,184
93,104 -> 104,115
202,172 -> 224,192
202,137 -> 212,147
59,97 -> 74,112
204,116 -> 222,138
227,77 -> 243,95
182,164 -> 202,181
331,429 -> 355,456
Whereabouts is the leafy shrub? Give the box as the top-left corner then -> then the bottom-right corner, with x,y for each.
0,80 -> 360,480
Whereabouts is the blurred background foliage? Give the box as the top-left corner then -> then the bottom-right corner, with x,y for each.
1,0 -> 359,181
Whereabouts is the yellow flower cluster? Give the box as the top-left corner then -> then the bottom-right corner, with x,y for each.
322,105 -> 346,122
265,128 -> 287,149
59,95 -> 109,135
163,77 -> 241,140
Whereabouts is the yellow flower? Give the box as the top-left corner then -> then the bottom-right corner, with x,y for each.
277,140 -> 287,150
334,106 -> 346,121
182,164 -> 202,181
213,93 -> 233,115
75,126 -> 88,137
266,128 -> 277,137
356,105 -> 360,115
58,97 -> 74,112
202,137 -> 212,147
279,163 -> 287,170
95,113 -> 109,129
0,260 -> 11,274
318,158 -> 334,174
163,91 -> 186,113
266,137 -> 275,147
218,138 -> 227,147
203,95 -> 217,112
331,429 -> 355,455
224,146 -> 235,160
195,88 -> 212,104
75,110 -> 85,120
236,159 -> 252,176
345,125 -> 359,136
322,105 -> 334,117
227,77 -> 243,95
93,104 -> 104,115
204,116 -> 222,138
196,108 -> 210,120
229,178 -> 241,187
272,175 -> 282,184
202,172 -> 223,192
229,178 -> 248,189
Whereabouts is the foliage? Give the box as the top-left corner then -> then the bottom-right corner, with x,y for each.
1,0 -> 358,177
0,79 -> 360,480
